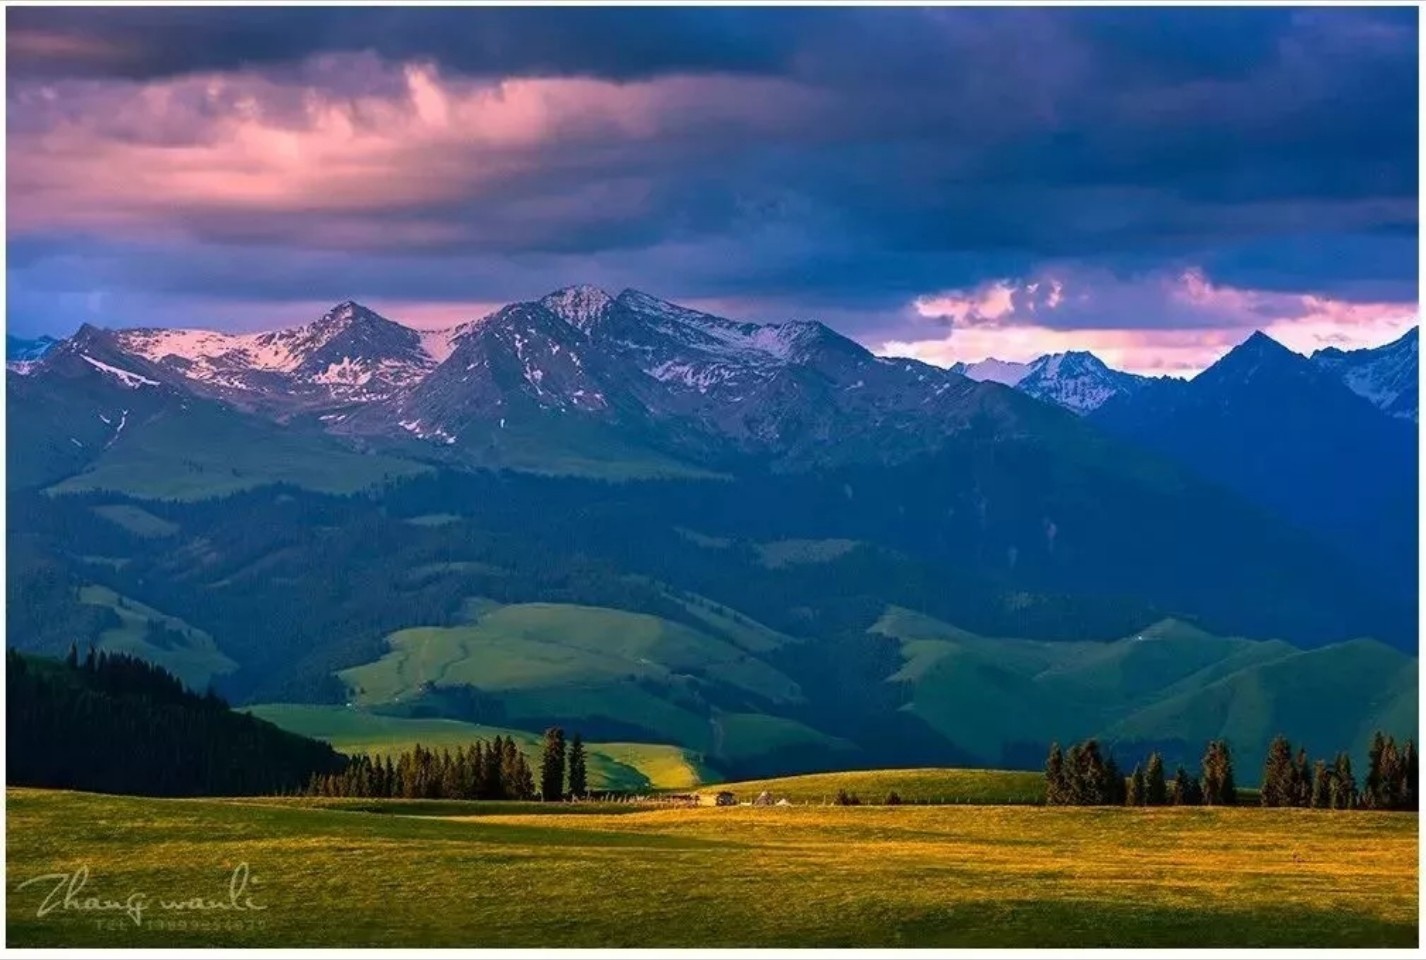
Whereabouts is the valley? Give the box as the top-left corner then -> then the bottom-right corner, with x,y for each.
5,291 -> 1418,786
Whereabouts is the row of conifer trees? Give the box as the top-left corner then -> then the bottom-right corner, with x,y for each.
1044,738 -> 1237,806
304,727 -> 590,801
1259,733 -> 1417,810
1046,732 -> 1417,809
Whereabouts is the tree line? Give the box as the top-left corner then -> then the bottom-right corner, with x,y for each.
1044,739 -> 1235,806
1046,733 -> 1417,809
305,727 -> 589,801
8,648 -> 344,796
1260,733 -> 1417,810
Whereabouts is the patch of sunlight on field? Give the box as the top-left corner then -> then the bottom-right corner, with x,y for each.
706,767 -> 1044,804
7,788 -> 1415,948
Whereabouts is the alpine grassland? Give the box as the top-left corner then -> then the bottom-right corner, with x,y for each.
7,787 -> 1416,948
704,767 -> 1044,805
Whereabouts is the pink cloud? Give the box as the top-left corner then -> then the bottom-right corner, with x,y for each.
7,60 -> 826,242
887,267 -> 1417,375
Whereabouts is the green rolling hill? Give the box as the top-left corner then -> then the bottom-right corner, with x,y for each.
245,703 -> 716,791
871,607 -> 1417,775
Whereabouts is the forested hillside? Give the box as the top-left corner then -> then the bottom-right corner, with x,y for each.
7,650 -> 345,796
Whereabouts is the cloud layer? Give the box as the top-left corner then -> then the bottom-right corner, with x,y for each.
6,7 -> 1417,371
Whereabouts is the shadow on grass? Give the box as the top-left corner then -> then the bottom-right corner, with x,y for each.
842,898 -> 1418,949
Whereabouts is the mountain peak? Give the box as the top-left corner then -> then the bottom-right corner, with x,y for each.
318,300 -> 387,328
949,357 -> 1033,386
1034,349 -> 1111,372
540,285 -> 614,332
1015,349 -> 1144,414
1238,330 -> 1290,354
1193,329 -> 1314,392
1309,325 -> 1419,422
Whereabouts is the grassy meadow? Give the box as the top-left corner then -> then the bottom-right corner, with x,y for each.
706,767 -> 1044,804
6,787 -> 1416,948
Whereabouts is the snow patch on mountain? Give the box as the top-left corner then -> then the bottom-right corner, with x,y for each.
6,334 -> 59,363
1312,327 -> 1417,422
417,326 -> 464,365
398,418 -> 457,444
1015,351 -> 1146,413
949,351 -> 1145,413
949,358 -> 1033,386
81,355 -> 159,389
541,285 -> 614,332
313,358 -> 375,386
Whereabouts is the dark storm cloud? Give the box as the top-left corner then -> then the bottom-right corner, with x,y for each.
5,6 -> 1418,355
6,6 -> 813,81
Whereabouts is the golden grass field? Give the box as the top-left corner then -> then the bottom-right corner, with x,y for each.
705,767 -> 1044,804
5,787 -> 1417,948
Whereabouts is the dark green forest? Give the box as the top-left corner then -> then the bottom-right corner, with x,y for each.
7,650 -> 345,796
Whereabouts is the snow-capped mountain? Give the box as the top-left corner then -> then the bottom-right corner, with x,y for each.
17,286 -> 1075,473
6,334 -> 60,364
1311,326 -> 1418,422
953,350 -> 1150,413
110,301 -> 442,414
1014,351 -> 1151,414
16,290 -> 1414,481
948,358 -> 1032,386
383,287 -> 1011,462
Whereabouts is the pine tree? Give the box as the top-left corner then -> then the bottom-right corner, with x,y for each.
64,642 -> 78,670
1403,740 -> 1418,811
539,727 -> 567,801
1331,752 -> 1357,810
1169,766 -> 1189,806
567,733 -> 587,799
1073,740 -> 1110,805
1144,752 -> 1167,806
1102,754 -> 1127,805
515,753 -> 537,800
484,736 -> 505,798
1127,764 -> 1145,806
440,749 -> 461,798
1310,760 -> 1332,809
1044,742 -> 1068,805
1065,742 -> 1087,804
1261,736 -> 1294,807
1379,736 -> 1402,810
1365,731 -> 1386,808
1293,748 -> 1312,807
1202,740 -> 1236,806
501,737 -> 524,799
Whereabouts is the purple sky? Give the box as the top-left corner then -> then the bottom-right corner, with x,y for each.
6,6 -> 1418,373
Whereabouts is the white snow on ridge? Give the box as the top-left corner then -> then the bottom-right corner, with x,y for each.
541,285 -> 613,332
117,327 -> 310,374
398,418 -> 457,444
950,357 -> 1033,386
80,355 -> 158,388
417,326 -> 463,365
313,358 -> 375,386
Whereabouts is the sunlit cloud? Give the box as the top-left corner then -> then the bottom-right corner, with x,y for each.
886,268 -> 1417,375
4,8 -> 1416,347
